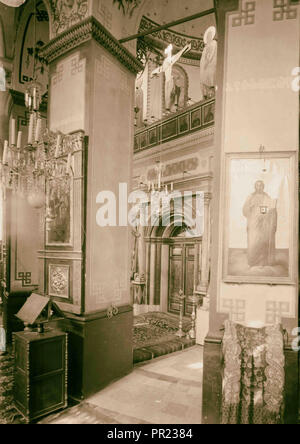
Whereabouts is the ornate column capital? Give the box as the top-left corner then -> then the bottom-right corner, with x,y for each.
40,16 -> 143,74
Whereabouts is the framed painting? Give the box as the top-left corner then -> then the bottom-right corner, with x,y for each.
140,131 -> 148,149
202,101 -> 215,125
148,127 -> 158,146
46,174 -> 73,246
161,118 -> 177,141
178,113 -> 189,134
223,152 -> 296,284
48,264 -> 70,299
191,108 -> 201,129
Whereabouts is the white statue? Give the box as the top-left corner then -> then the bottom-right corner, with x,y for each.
0,63 -> 5,92
200,26 -> 217,100
151,43 -> 191,112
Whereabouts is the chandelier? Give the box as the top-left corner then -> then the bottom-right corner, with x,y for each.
0,0 -> 75,209
140,161 -> 174,196
0,114 -> 75,208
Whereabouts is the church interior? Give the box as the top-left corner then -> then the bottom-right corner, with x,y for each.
0,0 -> 298,425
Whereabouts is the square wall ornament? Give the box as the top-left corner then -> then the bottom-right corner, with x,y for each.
48,264 -> 70,299
223,152 -> 297,284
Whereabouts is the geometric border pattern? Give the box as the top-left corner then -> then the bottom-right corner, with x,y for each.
273,0 -> 299,20
265,301 -> 290,323
221,298 -> 246,322
232,1 -> 256,27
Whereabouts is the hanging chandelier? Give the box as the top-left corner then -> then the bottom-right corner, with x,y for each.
0,0 -> 75,208
0,115 -> 74,208
142,161 -> 174,196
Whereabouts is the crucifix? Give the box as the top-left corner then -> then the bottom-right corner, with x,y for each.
151,43 -> 191,112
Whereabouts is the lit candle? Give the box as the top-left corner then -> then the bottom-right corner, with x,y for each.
28,114 -> 34,144
55,134 -> 61,158
33,87 -> 37,110
2,140 -> 8,164
17,131 -> 22,149
10,118 -> 16,145
35,118 -> 41,142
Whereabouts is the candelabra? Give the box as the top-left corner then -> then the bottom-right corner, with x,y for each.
0,113 -> 76,209
175,290 -> 186,338
188,293 -> 200,339
140,161 -> 174,196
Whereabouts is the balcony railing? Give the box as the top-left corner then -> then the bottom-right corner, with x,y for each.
134,98 -> 215,154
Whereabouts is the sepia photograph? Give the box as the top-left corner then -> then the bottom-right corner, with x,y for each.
0,0 -> 298,432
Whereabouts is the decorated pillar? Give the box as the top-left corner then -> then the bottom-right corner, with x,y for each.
202,0 -> 299,424
40,2 -> 143,399
198,192 -> 212,295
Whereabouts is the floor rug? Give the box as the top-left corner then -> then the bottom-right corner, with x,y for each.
0,352 -> 24,424
133,312 -> 195,364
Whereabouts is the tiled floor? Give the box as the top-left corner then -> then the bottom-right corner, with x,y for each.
42,346 -> 203,425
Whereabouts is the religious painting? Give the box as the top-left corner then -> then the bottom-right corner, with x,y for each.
202,101 -> 215,125
140,131 -> 148,149
46,175 -> 73,246
134,134 -> 140,151
191,108 -> 201,129
223,152 -> 296,284
148,127 -> 158,146
48,264 -> 70,299
178,113 -> 189,134
161,118 -> 177,141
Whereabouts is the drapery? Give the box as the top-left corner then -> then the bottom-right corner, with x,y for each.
221,320 -> 285,424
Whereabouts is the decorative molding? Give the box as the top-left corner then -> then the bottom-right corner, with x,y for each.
139,16 -> 204,55
134,125 -> 214,162
273,0 -> 299,21
39,16 -> 143,74
231,0 -> 256,27
48,264 -> 70,299
134,99 -> 215,153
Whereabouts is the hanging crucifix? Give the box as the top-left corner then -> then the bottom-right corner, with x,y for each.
151,43 -> 192,112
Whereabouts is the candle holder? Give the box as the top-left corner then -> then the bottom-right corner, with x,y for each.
188,294 -> 201,339
175,290 -> 186,338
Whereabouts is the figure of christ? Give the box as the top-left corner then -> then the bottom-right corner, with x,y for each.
151,43 -> 191,112
242,180 -> 277,267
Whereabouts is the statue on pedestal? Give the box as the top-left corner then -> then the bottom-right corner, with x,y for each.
200,26 -> 217,100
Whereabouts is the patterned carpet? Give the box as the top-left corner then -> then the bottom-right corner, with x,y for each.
0,352 -> 24,424
133,312 -> 195,364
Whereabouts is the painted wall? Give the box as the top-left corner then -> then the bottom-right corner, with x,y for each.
84,40 -> 135,313
212,0 -> 299,336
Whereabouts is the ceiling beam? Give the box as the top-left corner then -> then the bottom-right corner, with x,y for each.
119,8 -> 216,44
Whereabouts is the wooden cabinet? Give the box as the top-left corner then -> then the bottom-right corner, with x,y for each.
13,329 -> 67,423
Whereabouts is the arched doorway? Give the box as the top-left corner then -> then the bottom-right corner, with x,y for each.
144,215 -> 202,318
167,225 -> 200,317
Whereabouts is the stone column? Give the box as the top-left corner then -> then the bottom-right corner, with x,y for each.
40,15 -> 143,400
198,192 -> 211,295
